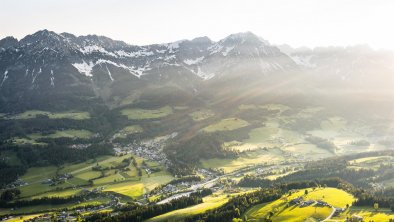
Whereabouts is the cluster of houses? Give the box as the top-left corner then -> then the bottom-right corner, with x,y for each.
4,179 -> 28,189
69,143 -> 91,149
41,174 -> 72,186
289,197 -> 332,208
114,141 -> 169,167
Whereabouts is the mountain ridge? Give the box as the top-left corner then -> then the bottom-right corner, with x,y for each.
1,30 -> 394,112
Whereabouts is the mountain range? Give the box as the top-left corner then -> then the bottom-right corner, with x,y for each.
1,30 -> 393,112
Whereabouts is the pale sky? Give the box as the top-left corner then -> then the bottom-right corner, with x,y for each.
1,0 -> 394,49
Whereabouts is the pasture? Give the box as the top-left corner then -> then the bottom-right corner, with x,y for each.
244,187 -> 355,222
148,190 -> 254,222
121,106 -> 173,119
16,154 -> 173,200
203,118 -> 249,132
189,109 -> 215,121
4,110 -> 90,120
113,125 -> 143,138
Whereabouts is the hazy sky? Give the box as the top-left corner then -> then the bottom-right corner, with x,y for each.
1,0 -> 393,49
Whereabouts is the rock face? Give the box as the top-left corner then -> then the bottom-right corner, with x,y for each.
0,30 -> 393,111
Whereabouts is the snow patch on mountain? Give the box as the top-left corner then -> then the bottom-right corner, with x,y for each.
94,59 -> 150,78
208,43 -> 224,55
222,46 -> 235,56
165,40 -> 185,53
115,49 -> 154,58
195,67 -> 214,80
290,55 -> 316,68
183,65 -> 214,80
105,64 -> 114,81
183,56 -> 204,65
0,70 -> 8,87
50,69 -> 55,86
72,60 -> 95,77
80,45 -> 118,57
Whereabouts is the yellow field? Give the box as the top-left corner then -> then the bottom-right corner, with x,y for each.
245,187 -> 355,222
330,207 -> 394,221
345,210 -> 394,221
121,106 -> 173,119
103,182 -> 144,199
351,156 -> 392,164
203,118 -> 249,132
4,214 -> 43,222
201,148 -> 284,173
148,190 -> 254,222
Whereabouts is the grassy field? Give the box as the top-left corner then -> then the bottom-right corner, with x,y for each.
329,207 -> 394,221
11,130 -> 95,146
121,106 -> 173,119
148,190 -> 254,222
189,109 -> 215,121
4,110 -> 90,120
347,155 -> 394,171
244,187 -> 355,222
103,182 -> 144,198
113,125 -> 143,139
174,106 -> 189,110
203,118 -> 249,133
16,154 -> 173,201
201,148 -> 284,173
10,137 -> 47,146
28,129 -> 94,140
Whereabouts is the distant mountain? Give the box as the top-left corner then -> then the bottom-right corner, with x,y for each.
278,44 -> 394,92
0,30 -> 393,112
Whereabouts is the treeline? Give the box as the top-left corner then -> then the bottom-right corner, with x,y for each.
0,161 -> 26,188
14,143 -> 113,166
305,136 -> 337,153
87,189 -> 211,222
238,176 -> 350,192
0,194 -> 84,208
168,175 -> 202,185
353,194 -> 394,210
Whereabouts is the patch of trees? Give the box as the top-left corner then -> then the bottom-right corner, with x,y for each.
166,133 -> 236,167
348,140 -> 370,146
0,193 -> 94,208
0,161 -> 26,188
305,136 -> 337,153
285,117 -> 321,133
168,175 -> 202,185
237,175 -> 272,187
0,188 -> 21,202
14,143 -> 113,167
353,194 -> 394,210
235,107 -> 278,122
